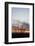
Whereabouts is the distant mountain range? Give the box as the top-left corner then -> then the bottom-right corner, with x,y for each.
12,20 -> 29,31
12,20 -> 29,27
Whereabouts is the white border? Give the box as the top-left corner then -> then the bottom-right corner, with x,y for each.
8,4 -> 33,42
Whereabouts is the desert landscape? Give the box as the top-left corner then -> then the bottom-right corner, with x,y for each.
12,20 -> 30,38
12,8 -> 29,38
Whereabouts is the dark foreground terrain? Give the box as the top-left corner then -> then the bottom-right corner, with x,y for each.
12,32 -> 29,38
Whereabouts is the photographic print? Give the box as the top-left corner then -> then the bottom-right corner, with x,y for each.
5,2 -> 34,44
12,8 -> 29,38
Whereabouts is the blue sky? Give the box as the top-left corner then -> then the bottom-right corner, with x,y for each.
12,7 -> 29,23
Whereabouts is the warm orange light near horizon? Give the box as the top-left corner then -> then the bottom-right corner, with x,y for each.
12,26 -> 29,33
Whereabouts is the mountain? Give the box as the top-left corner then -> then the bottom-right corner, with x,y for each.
12,20 -> 29,27
12,20 -> 29,31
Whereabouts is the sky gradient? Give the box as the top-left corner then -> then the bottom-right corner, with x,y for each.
12,7 -> 29,24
